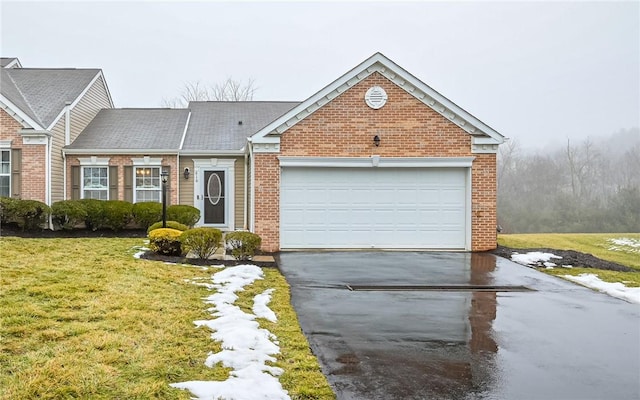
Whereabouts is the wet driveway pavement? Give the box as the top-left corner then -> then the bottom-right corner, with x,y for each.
277,252 -> 640,400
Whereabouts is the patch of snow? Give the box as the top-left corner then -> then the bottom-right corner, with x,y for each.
561,265 -> 573,269
608,238 -> 640,254
132,246 -> 150,259
511,252 -> 562,267
171,265 -> 289,400
253,289 -> 277,322
563,274 -> 640,304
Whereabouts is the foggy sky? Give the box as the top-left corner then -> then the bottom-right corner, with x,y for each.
1,1 -> 638,149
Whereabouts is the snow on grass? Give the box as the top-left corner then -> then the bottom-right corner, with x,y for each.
511,252 -> 562,267
608,238 -> 640,254
563,273 -> 640,304
131,246 -> 150,259
171,264 -> 290,400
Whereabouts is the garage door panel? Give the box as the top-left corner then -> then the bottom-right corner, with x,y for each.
281,167 -> 467,249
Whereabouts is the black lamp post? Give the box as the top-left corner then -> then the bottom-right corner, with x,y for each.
161,170 -> 169,228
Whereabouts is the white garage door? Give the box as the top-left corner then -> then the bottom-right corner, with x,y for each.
280,167 -> 468,249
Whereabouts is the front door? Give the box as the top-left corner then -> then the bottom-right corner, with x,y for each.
203,170 -> 225,224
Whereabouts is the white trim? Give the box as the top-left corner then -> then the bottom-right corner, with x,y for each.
465,167 -> 473,251
179,150 -> 245,156
132,156 -> 162,166
80,165 -> 110,200
251,53 -> 505,149
64,102 -> 71,145
0,148 -> 11,198
132,165 -> 162,203
193,158 -> 236,230
78,156 -> 110,166
278,156 -> 475,168
0,96 -> 43,129
63,148 -> 179,155
19,129 -> 51,145
178,111 -> 191,150
46,71 -> 105,130
3,58 -> 21,68
0,140 -> 11,148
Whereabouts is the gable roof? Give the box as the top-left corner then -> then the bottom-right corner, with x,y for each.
1,58 -> 21,68
181,101 -> 299,153
66,108 -> 190,153
0,68 -> 101,129
251,52 -> 505,147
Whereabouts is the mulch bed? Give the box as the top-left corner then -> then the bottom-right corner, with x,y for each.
139,251 -> 278,268
0,225 -> 147,238
492,245 -> 635,272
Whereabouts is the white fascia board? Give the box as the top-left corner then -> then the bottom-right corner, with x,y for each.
278,156 -> 475,168
250,53 -> 384,144
62,148 -> 179,155
251,52 -> 505,145
0,95 -> 43,129
46,71 -> 103,130
5,59 -> 21,68
179,150 -> 244,157
178,111 -> 191,150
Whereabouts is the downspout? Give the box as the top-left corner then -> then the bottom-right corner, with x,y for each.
46,134 -> 52,229
248,138 -> 255,232
63,102 -> 71,200
243,147 -> 248,230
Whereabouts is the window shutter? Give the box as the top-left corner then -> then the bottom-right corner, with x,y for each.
71,166 -> 80,200
124,166 -> 133,202
10,149 -> 21,198
109,166 -> 118,201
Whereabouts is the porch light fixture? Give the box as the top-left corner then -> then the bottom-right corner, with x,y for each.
373,135 -> 381,147
183,167 -> 190,180
161,170 -> 169,228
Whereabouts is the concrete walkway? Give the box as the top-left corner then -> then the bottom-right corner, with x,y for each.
277,251 -> 640,400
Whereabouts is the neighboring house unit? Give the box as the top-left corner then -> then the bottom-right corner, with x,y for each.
4,53 -> 505,252
0,58 -> 113,205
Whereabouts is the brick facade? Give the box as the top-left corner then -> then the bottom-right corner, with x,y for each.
253,73 -> 498,252
0,108 -> 47,202
67,155 -> 178,204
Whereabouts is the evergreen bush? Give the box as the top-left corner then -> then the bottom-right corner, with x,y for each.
167,205 -> 200,227
147,220 -> 189,234
51,200 -> 87,230
225,231 -> 262,260
180,227 -> 222,259
149,228 -> 183,256
132,202 -> 162,229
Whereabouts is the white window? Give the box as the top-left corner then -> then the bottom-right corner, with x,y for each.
134,167 -> 161,202
0,150 -> 10,197
82,166 -> 108,200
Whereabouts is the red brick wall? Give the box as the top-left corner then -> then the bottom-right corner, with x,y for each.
0,109 -> 47,202
253,72 -> 498,252
67,155 -> 178,204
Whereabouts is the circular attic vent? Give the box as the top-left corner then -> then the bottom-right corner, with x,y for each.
365,86 -> 388,109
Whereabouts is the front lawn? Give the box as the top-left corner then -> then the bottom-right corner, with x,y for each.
0,237 -> 333,399
498,233 -> 640,287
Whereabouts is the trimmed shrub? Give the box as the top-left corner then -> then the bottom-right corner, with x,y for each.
81,199 -> 107,231
147,220 -> 189,234
225,231 -> 262,261
167,205 -> 200,227
0,196 -> 17,225
10,199 -> 50,231
149,228 -> 183,256
132,202 -> 162,229
180,227 -> 222,260
51,200 -> 87,230
101,200 -> 133,231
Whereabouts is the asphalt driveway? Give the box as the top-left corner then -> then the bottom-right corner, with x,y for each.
277,252 -> 640,400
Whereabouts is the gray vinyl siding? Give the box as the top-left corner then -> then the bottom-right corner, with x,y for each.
51,76 -> 112,203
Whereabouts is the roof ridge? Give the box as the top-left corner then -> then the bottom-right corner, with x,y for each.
2,69 -> 41,125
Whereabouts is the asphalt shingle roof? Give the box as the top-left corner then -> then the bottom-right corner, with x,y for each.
68,109 -> 190,150
182,101 -> 299,151
0,68 -> 100,128
0,58 -> 19,67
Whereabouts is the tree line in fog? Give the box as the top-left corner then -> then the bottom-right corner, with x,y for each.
497,128 -> 640,233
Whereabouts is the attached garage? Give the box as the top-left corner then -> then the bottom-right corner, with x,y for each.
279,157 -> 472,249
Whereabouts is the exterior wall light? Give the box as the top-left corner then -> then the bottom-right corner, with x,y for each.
183,167 -> 190,180
373,135 -> 381,147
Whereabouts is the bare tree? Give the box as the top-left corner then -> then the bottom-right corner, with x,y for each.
161,78 -> 256,107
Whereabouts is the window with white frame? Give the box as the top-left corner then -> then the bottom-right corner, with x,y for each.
134,167 -> 161,202
0,150 -> 10,197
82,166 -> 108,200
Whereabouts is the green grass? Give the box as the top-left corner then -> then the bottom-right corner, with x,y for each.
498,233 -> 640,286
0,237 -> 334,400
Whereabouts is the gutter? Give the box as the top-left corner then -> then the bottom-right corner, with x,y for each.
248,138 -> 255,232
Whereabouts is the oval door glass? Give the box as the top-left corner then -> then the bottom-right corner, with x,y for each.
207,173 -> 222,205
